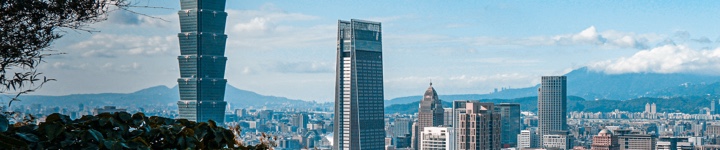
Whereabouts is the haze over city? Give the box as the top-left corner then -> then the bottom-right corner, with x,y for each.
33,1 -> 720,102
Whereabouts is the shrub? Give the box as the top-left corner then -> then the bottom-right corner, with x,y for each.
0,112 -> 271,149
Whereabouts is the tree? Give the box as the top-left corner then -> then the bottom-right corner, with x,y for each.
0,0 -> 133,107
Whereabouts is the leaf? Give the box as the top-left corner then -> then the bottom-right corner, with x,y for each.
45,113 -> 61,123
87,129 -> 105,143
14,132 -> 38,143
115,112 -> 131,123
41,122 -> 63,141
0,115 -> 8,132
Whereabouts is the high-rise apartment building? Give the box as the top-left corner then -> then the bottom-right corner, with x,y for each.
333,19 -> 385,150
420,127 -> 455,150
537,76 -> 567,147
456,102 -> 501,150
496,103 -> 521,148
651,103 -> 657,113
175,0 -> 228,124
292,113 -> 309,130
414,83 -> 444,149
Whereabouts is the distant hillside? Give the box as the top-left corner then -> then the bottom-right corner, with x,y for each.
385,67 -> 720,106
385,96 -> 712,114
11,85 -> 314,108
565,67 -> 720,100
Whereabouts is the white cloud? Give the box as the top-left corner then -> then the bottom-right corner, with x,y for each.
51,62 -> 88,70
589,45 -> 720,74
273,61 -> 334,73
547,26 -> 658,49
227,6 -> 319,34
99,62 -> 142,72
70,34 -> 177,57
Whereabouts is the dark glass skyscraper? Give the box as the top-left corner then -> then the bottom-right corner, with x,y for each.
176,0 -> 228,124
334,19 -> 385,150
496,103 -> 521,147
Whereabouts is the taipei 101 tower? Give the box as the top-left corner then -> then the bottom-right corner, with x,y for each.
175,0 -> 228,124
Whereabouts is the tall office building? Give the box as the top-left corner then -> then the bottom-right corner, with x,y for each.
456,102 -> 501,150
538,76 -> 567,147
333,19 -> 385,150
443,108 -> 453,126
496,103 -> 521,148
175,0 -> 228,124
413,83 -> 444,149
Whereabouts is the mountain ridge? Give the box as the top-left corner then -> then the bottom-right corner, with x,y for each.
384,67 -> 720,106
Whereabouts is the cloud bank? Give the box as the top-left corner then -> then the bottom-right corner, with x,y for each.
589,45 -> 720,75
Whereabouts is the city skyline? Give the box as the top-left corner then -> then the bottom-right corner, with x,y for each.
32,1 -> 720,102
7,1 -> 720,150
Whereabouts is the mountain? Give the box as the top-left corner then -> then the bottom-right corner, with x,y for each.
565,67 -> 720,100
10,85 -> 315,108
385,67 -> 720,106
385,96 -> 712,114
385,96 -> 585,114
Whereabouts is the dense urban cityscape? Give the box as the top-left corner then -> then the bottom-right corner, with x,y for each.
3,0 -> 720,150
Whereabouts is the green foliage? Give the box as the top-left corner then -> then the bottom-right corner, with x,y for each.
0,112 -> 271,149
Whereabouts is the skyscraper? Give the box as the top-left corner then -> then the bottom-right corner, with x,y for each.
651,103 -> 657,113
413,83 -> 444,150
537,76 -> 567,147
456,102 -> 501,150
443,108 -> 453,126
496,103 -> 521,148
333,19 -> 385,150
176,0 -> 228,124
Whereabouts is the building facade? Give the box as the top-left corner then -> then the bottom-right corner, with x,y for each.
538,76 -> 567,147
542,133 -> 570,150
456,102 -> 501,150
333,19 -> 385,150
591,129 -> 618,150
443,108 -> 453,126
391,118 -> 413,138
518,130 -> 532,150
707,124 -> 720,137
496,103 -> 521,148
617,133 -> 656,150
420,127 -> 455,150
414,83 -> 444,149
175,0 -> 229,124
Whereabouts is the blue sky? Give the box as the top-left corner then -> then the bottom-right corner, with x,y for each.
37,1 -> 720,102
